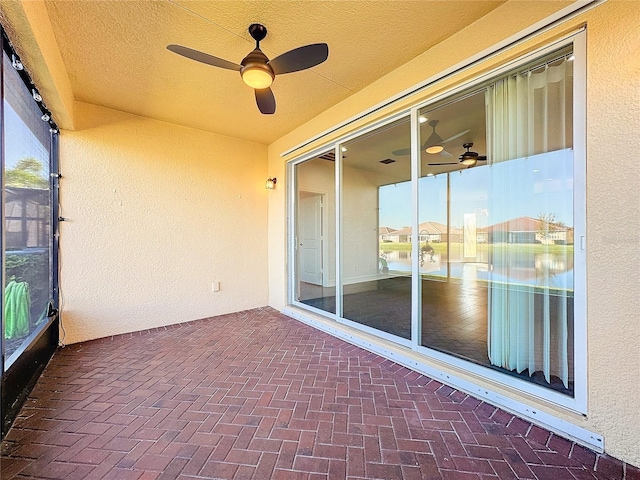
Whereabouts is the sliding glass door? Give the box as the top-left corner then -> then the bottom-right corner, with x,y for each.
289,42 -> 582,403
340,117 -> 412,341
293,152 -> 336,315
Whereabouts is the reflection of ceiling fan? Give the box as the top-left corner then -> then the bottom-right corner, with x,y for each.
167,23 -> 329,114
392,120 -> 470,157
428,142 -> 487,166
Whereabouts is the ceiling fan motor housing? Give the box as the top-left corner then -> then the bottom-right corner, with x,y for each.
240,49 -> 274,88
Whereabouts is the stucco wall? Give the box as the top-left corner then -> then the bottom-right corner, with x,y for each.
60,102 -> 269,344
268,0 -> 640,466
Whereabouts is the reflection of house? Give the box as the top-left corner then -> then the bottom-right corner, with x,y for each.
382,217 -> 574,245
5,187 -> 50,249
416,221 -> 448,243
485,216 -> 574,245
387,226 -> 411,243
378,226 -> 398,242
379,222 -> 462,243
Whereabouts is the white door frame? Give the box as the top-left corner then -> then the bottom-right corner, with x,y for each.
298,191 -> 325,285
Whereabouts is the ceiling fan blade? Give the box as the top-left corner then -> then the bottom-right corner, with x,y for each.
392,148 -> 411,156
255,88 -> 276,114
441,129 -> 471,144
268,43 -> 329,75
478,155 -> 487,161
167,45 -> 242,71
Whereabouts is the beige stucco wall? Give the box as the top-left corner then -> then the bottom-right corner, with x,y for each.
59,102 -> 269,344
268,0 -> 640,466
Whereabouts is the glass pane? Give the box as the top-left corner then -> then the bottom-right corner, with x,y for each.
294,154 -> 336,314
419,89 -> 489,360
419,50 -> 575,396
3,52 -> 52,367
341,117 -> 412,340
486,149 -> 574,395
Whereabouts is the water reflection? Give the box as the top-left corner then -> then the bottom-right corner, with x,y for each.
382,248 -> 573,290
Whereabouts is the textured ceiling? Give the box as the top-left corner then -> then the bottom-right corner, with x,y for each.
37,0 -> 506,144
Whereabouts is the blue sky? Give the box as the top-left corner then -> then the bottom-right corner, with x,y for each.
379,149 -> 574,229
4,100 -> 49,172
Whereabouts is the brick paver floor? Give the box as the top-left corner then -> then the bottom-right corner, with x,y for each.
1,307 -> 636,479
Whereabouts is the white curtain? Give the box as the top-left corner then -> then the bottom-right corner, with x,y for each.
486,58 -> 573,389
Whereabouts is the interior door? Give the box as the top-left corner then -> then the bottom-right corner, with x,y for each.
298,193 -> 323,285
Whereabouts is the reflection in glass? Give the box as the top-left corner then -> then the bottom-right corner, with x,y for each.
291,48 -> 576,397
419,51 -> 575,395
3,52 -> 53,366
342,117 -> 412,340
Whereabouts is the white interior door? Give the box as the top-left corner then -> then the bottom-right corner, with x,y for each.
298,194 -> 323,285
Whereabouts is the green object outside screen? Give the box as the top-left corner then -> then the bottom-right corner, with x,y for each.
4,280 -> 30,339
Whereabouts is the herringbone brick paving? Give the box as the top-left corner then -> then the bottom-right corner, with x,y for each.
1,307 -> 636,479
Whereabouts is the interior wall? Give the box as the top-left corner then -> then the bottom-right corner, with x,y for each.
296,158 -> 336,286
341,164 -> 379,283
268,0 -> 640,466
296,160 -> 380,287
60,102 -> 269,344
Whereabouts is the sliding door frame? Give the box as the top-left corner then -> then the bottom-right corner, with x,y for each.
287,30 -> 587,414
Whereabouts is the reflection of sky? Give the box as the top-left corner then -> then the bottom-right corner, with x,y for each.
379,149 -> 573,229
4,100 -> 49,170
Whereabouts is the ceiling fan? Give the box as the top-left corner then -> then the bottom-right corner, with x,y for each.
167,23 -> 329,114
428,142 -> 487,166
392,120 -> 470,157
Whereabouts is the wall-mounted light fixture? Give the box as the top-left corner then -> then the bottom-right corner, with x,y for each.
266,177 -> 277,190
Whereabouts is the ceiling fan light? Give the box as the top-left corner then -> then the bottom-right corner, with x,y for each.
424,125 -> 444,154
461,157 -> 477,166
426,145 -> 444,154
241,66 -> 274,89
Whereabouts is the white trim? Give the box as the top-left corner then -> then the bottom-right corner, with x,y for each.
286,161 -> 296,305
410,107 -> 421,350
282,305 -> 603,453
571,30 -> 588,414
414,343 -> 579,412
280,0 -> 603,158
335,143 -> 343,318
